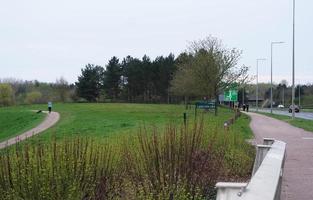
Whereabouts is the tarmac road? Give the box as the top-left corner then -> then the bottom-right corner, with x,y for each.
250,108 -> 313,120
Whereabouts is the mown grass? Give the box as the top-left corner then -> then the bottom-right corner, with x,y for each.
14,103 -> 239,141
0,107 -> 45,142
257,112 -> 313,132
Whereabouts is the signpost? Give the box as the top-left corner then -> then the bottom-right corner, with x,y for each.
195,101 -> 216,109
224,89 -> 238,102
195,100 -> 216,118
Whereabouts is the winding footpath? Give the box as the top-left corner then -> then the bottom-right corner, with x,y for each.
245,112 -> 313,200
0,111 -> 60,150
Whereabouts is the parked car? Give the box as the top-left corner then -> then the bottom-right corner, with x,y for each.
289,105 -> 300,113
278,104 -> 284,109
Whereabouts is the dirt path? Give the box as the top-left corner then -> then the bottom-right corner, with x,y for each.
245,112 -> 313,200
0,111 -> 60,150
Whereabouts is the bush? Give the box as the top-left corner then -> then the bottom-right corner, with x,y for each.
25,91 -> 42,104
0,83 -> 14,106
122,119 -> 254,199
0,138 -> 123,200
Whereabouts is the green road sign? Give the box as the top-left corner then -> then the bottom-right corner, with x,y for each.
195,101 -> 216,109
224,90 -> 238,102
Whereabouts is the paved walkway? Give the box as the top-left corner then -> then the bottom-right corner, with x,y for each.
245,112 -> 313,200
0,111 -> 60,150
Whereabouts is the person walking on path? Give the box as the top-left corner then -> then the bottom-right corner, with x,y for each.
48,101 -> 52,113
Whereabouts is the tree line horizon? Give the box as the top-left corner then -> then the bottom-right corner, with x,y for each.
0,36 -> 312,107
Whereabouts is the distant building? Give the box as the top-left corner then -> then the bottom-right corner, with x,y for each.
247,95 -> 264,106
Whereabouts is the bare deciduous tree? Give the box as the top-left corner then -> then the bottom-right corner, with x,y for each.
171,36 -> 250,115
56,77 -> 69,102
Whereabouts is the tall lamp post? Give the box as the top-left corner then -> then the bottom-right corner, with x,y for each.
256,58 -> 266,112
282,86 -> 285,106
270,41 -> 284,114
292,0 -> 296,119
298,84 -> 301,107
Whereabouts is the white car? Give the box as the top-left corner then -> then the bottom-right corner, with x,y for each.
278,104 -> 284,109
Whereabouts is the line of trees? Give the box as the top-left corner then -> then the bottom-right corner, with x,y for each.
76,54 -> 177,103
3,36 -> 312,108
0,78 -> 74,106
245,80 -> 313,108
0,36 -> 252,107
75,36 -> 250,109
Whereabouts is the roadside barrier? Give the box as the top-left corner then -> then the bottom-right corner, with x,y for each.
216,138 -> 286,200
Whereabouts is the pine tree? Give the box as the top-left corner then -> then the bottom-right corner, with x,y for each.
76,64 -> 104,102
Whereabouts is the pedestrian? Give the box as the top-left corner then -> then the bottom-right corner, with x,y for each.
243,104 -> 246,111
246,104 -> 249,112
48,101 -> 52,113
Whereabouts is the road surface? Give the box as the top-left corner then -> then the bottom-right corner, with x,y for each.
246,112 -> 313,200
0,111 -> 60,149
250,108 -> 313,120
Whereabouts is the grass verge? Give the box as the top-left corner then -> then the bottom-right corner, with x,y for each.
0,107 -> 45,142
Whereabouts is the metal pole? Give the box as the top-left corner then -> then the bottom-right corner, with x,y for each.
256,60 -> 259,112
292,0 -> 296,119
270,42 -> 284,114
256,58 -> 266,112
282,87 -> 285,106
271,44 -> 273,114
298,86 -> 300,106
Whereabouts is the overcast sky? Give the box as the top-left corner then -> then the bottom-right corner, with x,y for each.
0,0 -> 312,85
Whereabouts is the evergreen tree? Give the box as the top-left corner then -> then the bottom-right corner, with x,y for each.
76,64 -> 104,102
103,57 -> 122,100
122,56 -> 145,102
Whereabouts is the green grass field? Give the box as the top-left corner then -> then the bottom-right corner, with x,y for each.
11,103 -> 249,141
258,112 -> 313,132
0,103 -> 253,144
0,107 -> 45,142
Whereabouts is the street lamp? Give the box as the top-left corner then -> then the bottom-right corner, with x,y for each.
298,84 -> 301,107
292,0 -> 296,119
270,41 -> 284,114
256,58 -> 266,112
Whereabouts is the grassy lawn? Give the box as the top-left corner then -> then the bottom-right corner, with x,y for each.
0,107 -> 45,142
11,103 -> 249,141
257,112 -> 313,132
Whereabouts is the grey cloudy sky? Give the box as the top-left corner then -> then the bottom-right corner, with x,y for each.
0,0 -> 312,84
